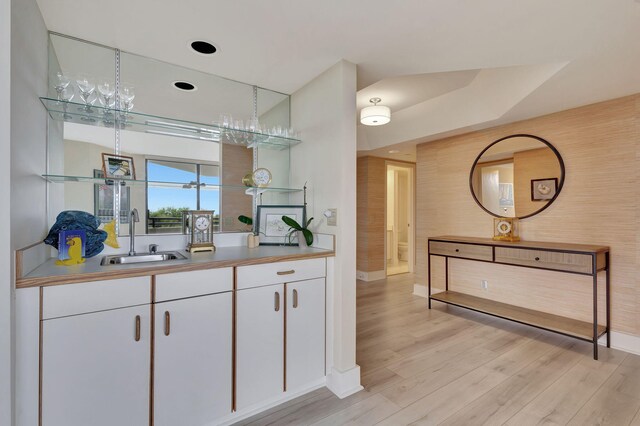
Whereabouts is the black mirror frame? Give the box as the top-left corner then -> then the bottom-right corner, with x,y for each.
469,133 -> 565,220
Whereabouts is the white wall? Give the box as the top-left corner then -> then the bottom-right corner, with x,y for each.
10,0 -> 49,424
0,0 -> 12,422
291,60 -> 361,396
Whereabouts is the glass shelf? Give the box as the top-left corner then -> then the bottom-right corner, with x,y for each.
40,97 -> 302,150
41,174 -> 302,193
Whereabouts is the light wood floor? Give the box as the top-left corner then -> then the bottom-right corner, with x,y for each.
237,274 -> 640,425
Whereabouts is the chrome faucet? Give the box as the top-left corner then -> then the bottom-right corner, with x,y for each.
129,208 -> 139,256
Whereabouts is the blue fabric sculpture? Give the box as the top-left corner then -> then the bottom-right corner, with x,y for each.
44,211 -> 108,258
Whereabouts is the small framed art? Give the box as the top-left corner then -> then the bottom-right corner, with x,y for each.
256,205 -> 306,246
101,153 -> 136,179
531,177 -> 558,201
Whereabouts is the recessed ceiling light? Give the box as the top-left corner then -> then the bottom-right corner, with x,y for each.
388,150 -> 400,154
190,40 -> 217,55
173,81 -> 197,91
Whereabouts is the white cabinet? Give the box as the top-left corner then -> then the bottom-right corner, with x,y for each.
236,276 -> 326,410
41,305 -> 150,426
154,292 -> 233,426
236,283 -> 285,410
286,278 -> 326,391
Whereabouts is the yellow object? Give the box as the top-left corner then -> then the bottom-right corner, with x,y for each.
55,237 -> 86,266
493,217 -> 520,242
103,219 -> 120,248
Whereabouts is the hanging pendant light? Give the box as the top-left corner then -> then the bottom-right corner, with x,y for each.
360,97 -> 391,126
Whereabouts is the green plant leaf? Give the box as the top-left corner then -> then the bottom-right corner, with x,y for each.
237,215 -> 253,225
302,229 -> 313,246
306,217 -> 314,227
281,215 -> 302,230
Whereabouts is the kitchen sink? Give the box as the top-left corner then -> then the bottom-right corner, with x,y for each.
100,251 -> 187,266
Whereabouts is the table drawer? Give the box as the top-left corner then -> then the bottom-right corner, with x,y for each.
236,258 -> 326,290
429,241 -> 493,261
495,247 -> 593,274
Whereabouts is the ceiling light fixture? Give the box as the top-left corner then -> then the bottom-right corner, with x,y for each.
190,40 -> 217,55
360,97 -> 391,126
173,81 -> 197,91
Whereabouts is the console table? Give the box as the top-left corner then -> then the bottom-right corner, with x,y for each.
427,236 -> 610,360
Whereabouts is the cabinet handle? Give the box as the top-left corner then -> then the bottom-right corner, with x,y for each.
164,311 -> 171,336
274,292 -> 280,312
135,315 -> 141,342
535,257 -> 540,261
455,249 -> 460,253
293,289 -> 299,308
277,270 -> 295,276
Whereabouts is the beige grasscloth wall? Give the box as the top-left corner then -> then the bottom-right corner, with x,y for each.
356,156 -> 386,273
417,94 -> 640,336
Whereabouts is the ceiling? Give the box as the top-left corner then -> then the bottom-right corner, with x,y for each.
37,0 -> 640,158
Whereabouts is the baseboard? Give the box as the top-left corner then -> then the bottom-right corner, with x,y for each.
413,284 -> 428,298
326,365 -> 364,399
217,379 -> 326,425
599,331 -> 640,355
356,270 -> 386,282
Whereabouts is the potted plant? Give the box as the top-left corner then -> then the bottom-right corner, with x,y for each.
282,216 -> 314,246
238,215 -> 259,247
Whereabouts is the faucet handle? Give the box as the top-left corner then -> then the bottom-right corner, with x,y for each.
149,244 -> 159,254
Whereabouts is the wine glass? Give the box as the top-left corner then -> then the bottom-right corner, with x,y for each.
75,75 -> 96,111
97,80 -> 115,111
54,72 -> 70,102
119,85 -> 135,113
60,87 -> 74,120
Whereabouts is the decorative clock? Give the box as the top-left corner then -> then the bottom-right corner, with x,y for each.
252,168 -> 272,187
493,217 -> 520,242
182,210 -> 216,253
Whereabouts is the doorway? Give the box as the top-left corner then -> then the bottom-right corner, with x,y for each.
386,162 -> 415,276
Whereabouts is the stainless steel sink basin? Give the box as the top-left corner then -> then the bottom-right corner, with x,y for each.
100,251 -> 186,266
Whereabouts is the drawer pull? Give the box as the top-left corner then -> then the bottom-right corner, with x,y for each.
164,311 -> 171,336
293,289 -> 299,308
455,249 -> 460,252
535,257 -> 540,261
274,292 -> 280,312
135,315 -> 141,342
277,270 -> 295,276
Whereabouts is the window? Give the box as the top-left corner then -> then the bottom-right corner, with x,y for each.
146,159 -> 220,234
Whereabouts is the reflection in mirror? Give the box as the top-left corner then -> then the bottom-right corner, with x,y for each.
47,33 -> 293,237
470,135 -> 564,219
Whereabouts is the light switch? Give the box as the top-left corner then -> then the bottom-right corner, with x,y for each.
326,208 -> 337,226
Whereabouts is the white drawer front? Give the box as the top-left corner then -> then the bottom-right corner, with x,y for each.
43,277 -> 151,319
155,267 -> 233,302
237,258 -> 326,290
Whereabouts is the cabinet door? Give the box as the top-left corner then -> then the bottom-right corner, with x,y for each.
236,284 -> 284,410
154,292 -> 232,426
42,305 -> 150,426
286,278 -> 326,391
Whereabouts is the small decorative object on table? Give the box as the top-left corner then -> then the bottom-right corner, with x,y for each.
238,215 -> 260,248
183,210 -> 216,253
493,217 -> 520,242
282,216 -> 314,247
251,168 -> 272,187
44,210 -> 108,260
56,230 -> 86,265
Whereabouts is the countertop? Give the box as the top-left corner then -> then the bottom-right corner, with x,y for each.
17,245 -> 334,288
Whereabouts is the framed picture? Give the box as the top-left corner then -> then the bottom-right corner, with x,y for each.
101,153 -> 136,179
531,177 -> 558,201
256,205 -> 306,246
94,169 -> 130,224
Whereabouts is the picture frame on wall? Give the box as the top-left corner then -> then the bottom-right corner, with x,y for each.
94,169 -> 130,224
101,153 -> 136,179
531,177 -> 558,201
256,205 -> 306,246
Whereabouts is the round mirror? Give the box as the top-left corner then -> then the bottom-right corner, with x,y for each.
469,134 -> 564,219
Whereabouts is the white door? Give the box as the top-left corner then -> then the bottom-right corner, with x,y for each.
286,278 -> 326,391
41,305 -> 150,426
154,292 -> 232,426
236,284 -> 284,410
